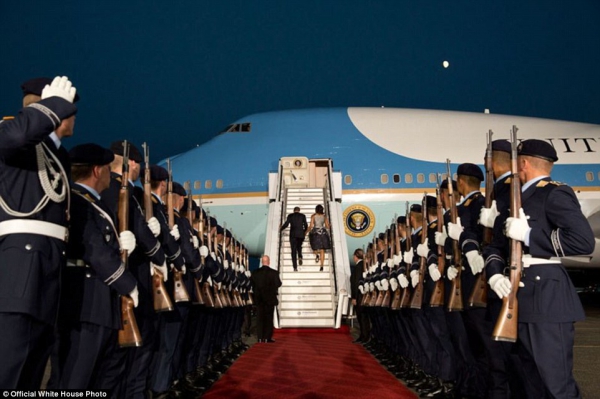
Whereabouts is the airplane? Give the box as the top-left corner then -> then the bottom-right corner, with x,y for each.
164,107 -> 600,274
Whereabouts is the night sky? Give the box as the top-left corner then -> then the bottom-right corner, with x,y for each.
1,1 -> 599,161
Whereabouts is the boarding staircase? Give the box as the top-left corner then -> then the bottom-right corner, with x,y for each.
264,157 -> 351,329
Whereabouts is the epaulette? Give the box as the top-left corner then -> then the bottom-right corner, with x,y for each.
151,196 -> 159,204
2,116 -> 15,121
464,198 -> 473,207
505,177 -> 512,184
430,221 -> 438,229
114,176 -> 123,183
537,180 -> 564,187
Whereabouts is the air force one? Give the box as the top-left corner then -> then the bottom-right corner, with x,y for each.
165,107 -> 600,271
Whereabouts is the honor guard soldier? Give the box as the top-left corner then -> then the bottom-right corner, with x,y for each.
53,144 -> 138,389
500,139 -> 594,398
0,76 -> 78,389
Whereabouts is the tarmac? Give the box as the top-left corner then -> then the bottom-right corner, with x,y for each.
573,292 -> 600,398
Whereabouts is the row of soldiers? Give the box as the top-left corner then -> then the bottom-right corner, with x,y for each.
351,135 -> 595,398
0,76 -> 254,398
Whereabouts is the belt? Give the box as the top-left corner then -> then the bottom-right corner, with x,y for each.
0,219 -> 68,241
67,259 -> 88,267
522,254 -> 561,267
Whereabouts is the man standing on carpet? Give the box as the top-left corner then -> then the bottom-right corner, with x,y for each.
251,255 -> 282,343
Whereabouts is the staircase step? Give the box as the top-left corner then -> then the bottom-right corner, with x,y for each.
279,318 -> 335,328
281,266 -> 331,273
280,286 -> 333,294
281,279 -> 332,287
280,309 -> 334,318
280,301 -> 333,310
281,272 -> 330,280
281,293 -> 333,302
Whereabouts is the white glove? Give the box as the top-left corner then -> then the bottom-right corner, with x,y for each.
447,266 -> 459,281
381,279 -> 389,291
488,274 -> 512,298
240,266 -> 246,273
210,252 -> 216,261
151,262 -> 169,282
370,265 -> 377,273
119,230 -> 136,254
393,254 -> 402,265
192,236 -> 199,249
465,251 -> 485,275
410,270 -> 420,288
207,276 -> 213,286
199,245 -> 209,257
505,208 -> 531,242
362,271 -> 367,278
369,282 -> 375,292
428,264 -> 441,281
398,274 -> 409,288
417,239 -> 429,258
375,280 -> 381,290
170,225 -> 180,241
448,217 -> 464,241
435,230 -> 448,246
403,251 -> 414,264
41,76 -> 76,103
390,278 -> 398,291
147,217 -> 160,237
224,260 -> 229,270
387,258 -> 394,268
217,281 -> 222,290
128,285 -> 139,308
358,285 -> 364,294
245,271 -> 250,278
479,200 -> 499,228
217,256 -> 222,263
181,265 -> 187,275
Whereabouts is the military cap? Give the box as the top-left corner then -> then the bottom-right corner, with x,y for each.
143,165 -> 168,181
378,233 -> 385,240
518,139 -> 558,162
69,143 -> 114,165
216,225 -> 224,235
440,179 -> 458,191
21,77 -> 80,102
397,216 -> 407,224
410,204 -> 422,213
172,182 -> 187,196
457,163 -> 484,181
225,229 -> 233,239
109,141 -> 143,163
492,139 -> 511,153
209,217 -> 217,228
426,195 -> 437,209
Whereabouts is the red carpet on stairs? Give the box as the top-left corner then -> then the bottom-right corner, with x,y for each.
203,331 -> 418,399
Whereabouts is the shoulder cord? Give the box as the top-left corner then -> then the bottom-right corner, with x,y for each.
0,142 -> 70,218
72,190 -> 121,247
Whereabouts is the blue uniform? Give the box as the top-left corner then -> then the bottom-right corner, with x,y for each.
0,97 -> 76,389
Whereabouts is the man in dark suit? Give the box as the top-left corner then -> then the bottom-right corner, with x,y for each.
350,248 -> 370,343
280,206 -> 308,271
250,255 -> 282,343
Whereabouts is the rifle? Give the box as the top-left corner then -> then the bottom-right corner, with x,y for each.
399,202 -> 412,308
361,244 -> 372,306
391,216 -> 402,310
245,243 -> 254,305
447,160 -> 464,312
197,198 -> 215,307
430,175 -> 446,307
410,193 -> 428,309
117,141 -> 143,348
186,186 -> 204,306
207,214 -> 223,308
469,130 -> 493,308
381,224 -> 393,308
375,227 -> 388,307
369,235 -> 379,307
492,126 -> 522,342
141,143 -> 174,312
166,159 -> 190,303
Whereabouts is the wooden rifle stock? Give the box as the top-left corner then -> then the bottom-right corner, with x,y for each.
390,217 -> 402,310
492,126 -> 522,342
399,202 -> 412,308
117,141 -> 143,347
166,159 -> 190,303
410,194 -> 428,309
430,177 -> 446,307
369,237 -> 378,307
185,187 -> 204,306
141,143 -> 174,312
469,130 -> 494,308
446,160 -> 464,312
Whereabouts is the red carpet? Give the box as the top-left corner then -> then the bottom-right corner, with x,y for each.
203,331 -> 417,399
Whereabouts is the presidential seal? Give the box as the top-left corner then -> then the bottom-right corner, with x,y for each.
343,204 -> 375,238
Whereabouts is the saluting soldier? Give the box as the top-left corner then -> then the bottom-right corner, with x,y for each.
54,143 -> 138,389
0,76 -> 78,389
501,140 -> 595,399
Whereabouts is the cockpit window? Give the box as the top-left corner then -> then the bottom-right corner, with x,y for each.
220,123 -> 251,134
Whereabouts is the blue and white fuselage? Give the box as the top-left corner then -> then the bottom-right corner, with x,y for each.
165,107 -> 600,265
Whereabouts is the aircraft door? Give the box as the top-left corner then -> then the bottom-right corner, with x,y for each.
309,160 -> 330,188
280,157 -> 309,188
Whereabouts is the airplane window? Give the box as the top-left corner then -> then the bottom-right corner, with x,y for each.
194,180 -> 201,190
405,173 -> 413,184
586,172 -> 594,182
344,175 -> 352,185
205,180 -> 212,189
381,174 -> 389,184
393,174 -> 400,184
417,173 -> 425,183
429,173 -> 437,183
183,181 -> 190,191
216,179 -> 223,189
219,123 -> 252,134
